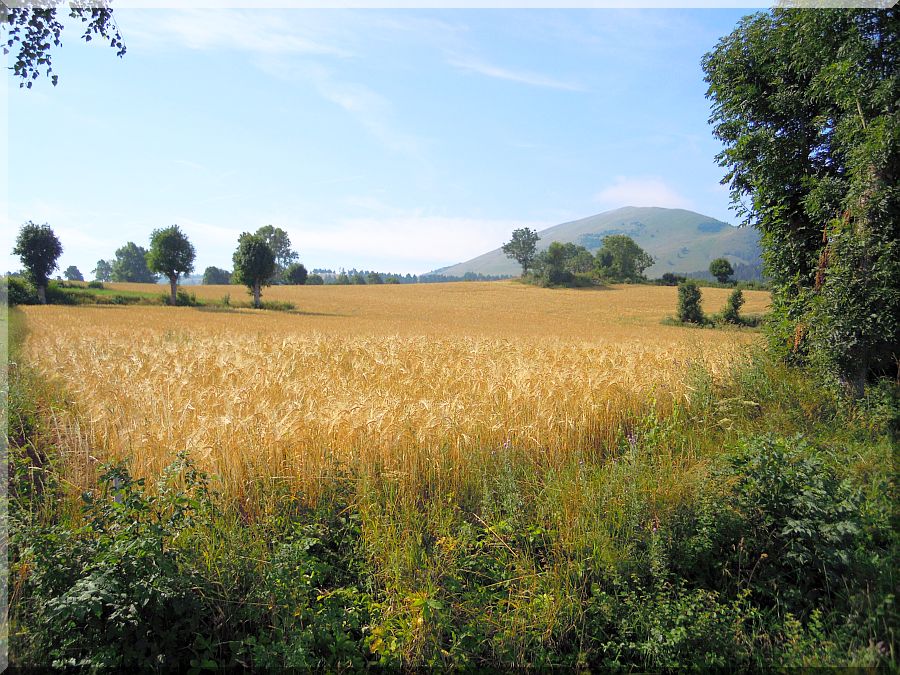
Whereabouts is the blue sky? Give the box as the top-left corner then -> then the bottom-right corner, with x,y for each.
4,8 -> 753,277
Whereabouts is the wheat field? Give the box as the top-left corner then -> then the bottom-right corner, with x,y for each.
20,281 -> 768,502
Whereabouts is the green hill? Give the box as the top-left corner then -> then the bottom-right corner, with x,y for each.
431,206 -> 762,280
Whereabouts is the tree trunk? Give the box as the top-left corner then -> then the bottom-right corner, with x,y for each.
169,277 -> 178,306
37,283 -> 46,304
253,282 -> 261,308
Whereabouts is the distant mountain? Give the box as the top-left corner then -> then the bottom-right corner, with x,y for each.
431,206 -> 762,280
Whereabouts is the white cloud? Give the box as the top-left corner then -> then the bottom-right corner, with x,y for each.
448,57 -> 586,92
594,176 -> 692,210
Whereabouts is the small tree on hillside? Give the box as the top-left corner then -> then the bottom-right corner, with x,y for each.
233,233 -> 276,308
677,280 -> 705,324
147,225 -> 196,305
502,227 -> 540,275
13,221 -> 63,304
64,265 -> 84,282
709,257 -> 734,284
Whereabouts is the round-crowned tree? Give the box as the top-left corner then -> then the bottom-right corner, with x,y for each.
232,233 -> 276,308
13,221 -> 63,304
709,258 -> 734,284
283,263 -> 308,285
147,225 -> 196,305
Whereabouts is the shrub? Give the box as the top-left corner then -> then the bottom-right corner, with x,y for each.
718,435 -> 866,615
677,281 -> 705,324
176,290 -> 199,306
259,300 -> 295,312
5,276 -> 38,306
86,280 -> 104,289
43,282 -> 78,305
722,288 -> 745,324
659,272 -> 686,286
14,457 -> 211,670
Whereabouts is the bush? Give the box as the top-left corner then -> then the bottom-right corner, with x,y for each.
659,272 -> 686,286
259,300 -> 295,312
86,280 -> 104,289
13,457 -> 210,670
176,290 -> 199,306
5,276 -> 38,306
718,435 -> 867,615
43,282 -> 78,305
722,288 -> 745,324
677,281 -> 705,324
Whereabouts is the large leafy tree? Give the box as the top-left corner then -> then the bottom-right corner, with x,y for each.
255,225 -> 298,278
13,221 -> 62,304
4,1 -> 126,88
594,235 -> 654,282
501,227 -> 540,275
703,8 -> 899,391
147,225 -> 196,305
111,242 -> 157,283
232,233 -> 276,308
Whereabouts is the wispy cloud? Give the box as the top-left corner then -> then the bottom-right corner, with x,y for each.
595,176 -> 692,210
128,9 -> 352,57
295,63 -> 428,158
448,57 -> 586,92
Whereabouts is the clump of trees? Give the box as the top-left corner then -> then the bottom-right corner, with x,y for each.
502,229 -> 655,288
703,7 -> 899,391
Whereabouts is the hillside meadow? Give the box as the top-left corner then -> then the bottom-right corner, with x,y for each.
19,282 -> 767,501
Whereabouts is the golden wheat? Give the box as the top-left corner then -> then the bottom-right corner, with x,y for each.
20,282 -> 767,501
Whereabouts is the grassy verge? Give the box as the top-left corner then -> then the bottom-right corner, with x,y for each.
7,308 -> 897,670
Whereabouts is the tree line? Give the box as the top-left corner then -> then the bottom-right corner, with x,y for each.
10,223 -> 309,308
